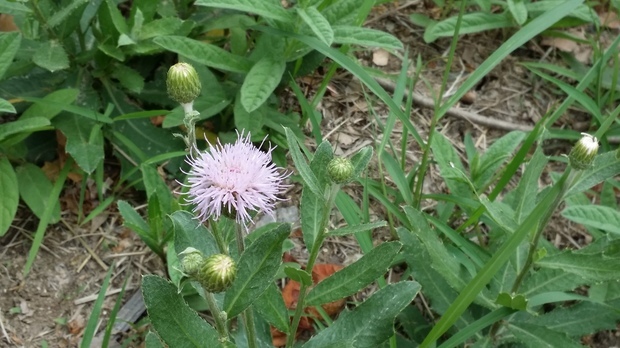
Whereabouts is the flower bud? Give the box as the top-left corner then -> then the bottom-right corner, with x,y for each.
166,62 -> 201,104
568,133 -> 599,170
327,157 -> 354,184
180,247 -> 204,277
197,254 -> 236,293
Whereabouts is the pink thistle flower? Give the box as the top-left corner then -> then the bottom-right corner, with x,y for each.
185,131 -> 289,229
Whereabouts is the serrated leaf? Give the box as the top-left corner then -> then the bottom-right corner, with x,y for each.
567,151 -> 620,196
0,117 -> 50,142
0,157 -> 18,236
240,56 -> 285,112
0,0 -> 31,15
142,275 -> 223,348
0,32 -> 20,81
194,0 -> 292,22
47,0 -> 88,28
298,7 -> 333,46
537,251 -> 620,282
424,12 -> 513,43
303,282 -> 420,348
16,164 -> 61,223
33,41 -> 70,72
306,241 -> 401,306
332,26 -> 403,50
507,322 -> 583,348
224,223 -> 290,317
562,205 -> 620,235
254,283 -> 290,334
53,114 -> 103,173
112,65 -> 144,93
154,36 -> 252,73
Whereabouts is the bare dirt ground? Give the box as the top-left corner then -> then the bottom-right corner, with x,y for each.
2,1 -> 619,347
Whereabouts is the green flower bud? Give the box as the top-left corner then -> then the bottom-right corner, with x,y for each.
198,254 -> 236,293
568,133 -> 599,170
327,157 -> 354,184
180,247 -> 204,277
166,62 -> 201,104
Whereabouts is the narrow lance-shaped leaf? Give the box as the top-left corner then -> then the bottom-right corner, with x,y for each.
240,57 -> 286,112
562,205 -> 620,235
194,0 -> 292,22
298,7 -> 333,46
0,157 -> 18,236
0,32 -> 21,80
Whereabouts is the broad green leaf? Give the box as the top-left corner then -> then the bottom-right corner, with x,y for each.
53,114 -> 104,174
0,32 -> 20,80
424,12 -> 513,43
332,26 -> 403,50
303,282 -> 421,348
170,210 -> 219,257
506,322 -> 583,348
234,97 -> 264,134
507,0 -> 528,25
47,0 -> 89,28
240,56 -> 285,112
105,0 -> 130,35
0,0 -> 31,15
153,36 -> 252,73
112,65 -> 144,94
20,89 -> 80,120
194,0 -> 292,22
567,151 -> 620,196
479,195 -> 518,232
326,220 -> 387,237
0,117 -> 50,142
322,0 -> 361,25
0,98 -> 14,114
306,241 -> 401,306
562,205 -> 620,235
254,283 -> 290,334
516,301 -> 620,337
117,200 -> 160,254
299,141 -> 333,251
431,132 -> 473,200
141,163 -> 176,213
521,268 -> 586,296
224,223 -> 290,317
33,40 -> 70,72
142,275 -> 222,348
19,95 -> 110,124
472,131 -> 525,189
15,164 -> 61,223
139,17 -> 184,40
536,251 -> 620,282
145,332 -> 165,348
512,148 -> 547,223
284,266 -> 312,286
298,7 -> 333,46
0,157 -> 18,236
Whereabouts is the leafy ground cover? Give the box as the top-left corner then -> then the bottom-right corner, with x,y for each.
1,0 -> 620,347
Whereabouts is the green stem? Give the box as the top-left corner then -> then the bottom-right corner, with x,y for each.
234,224 -> 258,348
286,185 -> 340,348
204,291 -> 229,341
210,218 -> 229,255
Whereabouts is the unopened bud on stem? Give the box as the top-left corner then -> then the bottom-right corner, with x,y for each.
167,62 -> 201,105
197,254 -> 237,293
327,157 -> 354,184
569,133 -> 599,170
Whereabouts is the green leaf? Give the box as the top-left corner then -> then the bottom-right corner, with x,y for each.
298,6 -> 333,46
53,114 -> 104,174
0,157 -> 18,236
306,241 -> 402,306
253,283 -> 290,334
512,147 -> 547,223
332,26 -> 403,50
521,268 -> 586,296
240,56 -> 285,112
536,251 -> 620,282
326,220 -> 387,237
424,12 -> 513,43
20,89 -> 80,120
284,128 -> 325,198
479,195 -> 518,232
303,282 -> 421,348
431,132 -> 473,200
194,0 -> 292,22
153,36 -> 252,73
0,32 -> 21,80
472,131 -> 525,189
117,200 -> 162,255
0,98 -> 15,114
145,332 -> 165,348
112,65 -> 144,94
284,266 -> 312,286
495,292 -> 528,310
33,40 -> 70,72
299,141 -> 333,251
142,275 -> 222,348
567,151 -> 620,196
562,205 -> 620,235
0,0 -> 31,15
139,17 -> 184,40
351,146 -> 373,179
15,164 -> 61,223
0,117 -> 50,142
224,223 -> 290,317
48,0 -> 89,28
506,322 -> 583,348
233,97 -> 264,134
507,0 -> 528,25
170,211 -> 219,258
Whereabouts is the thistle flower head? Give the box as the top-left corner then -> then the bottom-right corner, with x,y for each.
185,131 -> 289,229
569,133 -> 599,170
167,62 -> 201,105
